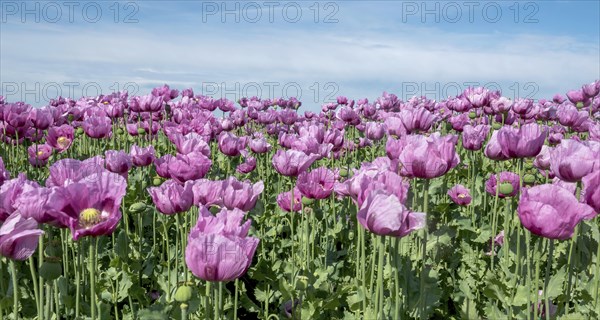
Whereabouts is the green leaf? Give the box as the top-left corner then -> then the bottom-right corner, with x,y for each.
511,285 -> 529,306
546,266 -> 567,299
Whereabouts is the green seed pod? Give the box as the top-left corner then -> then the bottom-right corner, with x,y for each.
498,182 -> 514,196
137,128 -> 146,135
129,202 -> 147,213
524,161 -> 533,170
117,128 -> 124,135
127,135 -> 135,143
174,285 -> 193,302
523,174 -> 536,185
153,177 -> 162,186
40,261 -> 62,281
68,114 -> 75,122
348,231 -> 355,241
339,168 -> 348,178
44,243 -> 62,258
295,276 -> 308,291
576,102 -> 584,109
76,127 -> 84,135
301,197 -> 314,206
492,122 -> 502,130
468,111 -> 477,119
209,206 -> 221,215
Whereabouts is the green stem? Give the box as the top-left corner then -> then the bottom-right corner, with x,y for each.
419,179 -> 430,320
10,260 -> 18,320
234,279 -> 239,320
544,239 -> 554,320
90,238 -> 97,320
28,257 -> 40,320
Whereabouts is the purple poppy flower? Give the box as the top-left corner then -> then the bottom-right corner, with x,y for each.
336,107 -> 360,125
154,155 -> 173,179
397,133 -> 460,179
0,157 -> 10,186
82,115 -> 112,139
222,177 -> 264,212
48,171 -> 127,240
14,185 -> 64,226
448,184 -> 472,205
550,139 -> 600,182
462,124 -> 490,151
582,170 -> 600,213
277,187 -> 302,212
130,145 -> 156,167
138,94 -> 164,112
398,108 -> 437,133
190,179 -> 224,207
497,123 -> 547,158
236,156 -> 257,174
249,137 -> 271,154
30,107 -> 54,130
45,156 -> 105,187
0,174 -> 39,222
485,172 -> 520,198
105,150 -> 132,176
357,189 -> 426,237
566,89 -> 585,104
168,152 -> 212,184
185,207 -> 259,282
296,167 -> 336,200
533,145 -> 552,170
582,81 -> 600,98
490,96 -> 513,113
148,179 -> 194,215
172,133 -> 211,156
47,125 -> 74,153
0,212 -> 44,260
517,184 -> 596,240
218,132 -> 248,157
27,143 -> 53,167
272,149 -> 319,177
365,122 -> 386,141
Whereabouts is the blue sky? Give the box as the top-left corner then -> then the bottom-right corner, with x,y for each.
1,0 -> 599,111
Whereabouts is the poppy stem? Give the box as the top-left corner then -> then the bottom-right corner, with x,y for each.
89,238 -> 96,320
10,260 -> 19,320
544,239 -> 554,320
419,179 -> 429,320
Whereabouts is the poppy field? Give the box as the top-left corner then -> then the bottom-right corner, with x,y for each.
0,81 -> 599,320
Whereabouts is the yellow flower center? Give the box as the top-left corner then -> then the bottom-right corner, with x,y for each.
103,101 -> 109,105
37,150 -> 44,156
457,194 -> 466,198
79,208 -> 102,229
57,136 -> 69,148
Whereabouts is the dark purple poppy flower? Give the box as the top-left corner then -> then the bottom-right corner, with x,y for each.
48,171 -> 127,241
336,107 -> 360,125
357,189 -> 426,237
272,149 -> 319,177
130,144 -> 155,167
497,123 -> 547,158
297,167 -> 336,200
105,150 -> 132,176
185,207 -> 259,282
485,172 -> 520,198
47,125 -> 75,153
148,179 -> 194,215
0,212 -> 44,260
448,184 -> 472,205
517,184 -> 596,240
